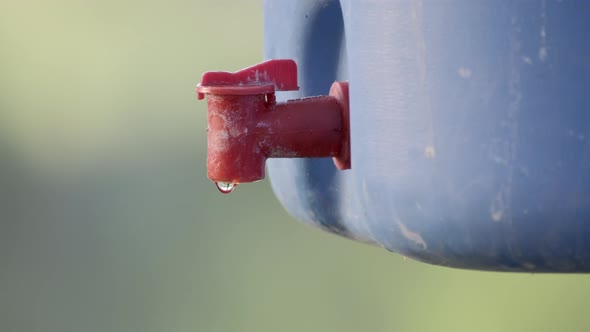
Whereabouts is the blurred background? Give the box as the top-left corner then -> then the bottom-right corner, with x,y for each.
2,1 -> 590,331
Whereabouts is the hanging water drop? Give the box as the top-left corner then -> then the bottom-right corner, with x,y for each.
215,182 -> 236,194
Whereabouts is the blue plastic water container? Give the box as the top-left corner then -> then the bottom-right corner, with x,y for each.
264,0 -> 590,272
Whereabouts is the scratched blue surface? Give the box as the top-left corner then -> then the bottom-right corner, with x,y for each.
265,0 -> 590,272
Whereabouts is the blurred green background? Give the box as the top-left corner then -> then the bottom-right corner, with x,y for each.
1,1 -> 590,331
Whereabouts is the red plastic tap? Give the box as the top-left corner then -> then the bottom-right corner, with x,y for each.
196,59 -> 350,193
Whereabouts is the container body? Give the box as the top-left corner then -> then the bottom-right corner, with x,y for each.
264,0 -> 590,272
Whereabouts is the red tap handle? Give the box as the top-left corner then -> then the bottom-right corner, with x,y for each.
196,59 -> 299,99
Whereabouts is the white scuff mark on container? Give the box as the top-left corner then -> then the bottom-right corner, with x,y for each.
490,154 -> 509,166
522,56 -> 533,65
395,217 -> 427,249
539,0 -> 549,62
539,48 -> 548,62
519,165 -> 530,177
424,145 -> 436,159
489,14 -> 524,224
414,201 -> 423,212
458,67 -> 472,79
567,130 -> 585,141
490,191 -> 506,222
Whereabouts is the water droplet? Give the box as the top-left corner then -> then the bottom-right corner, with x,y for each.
215,182 -> 236,194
